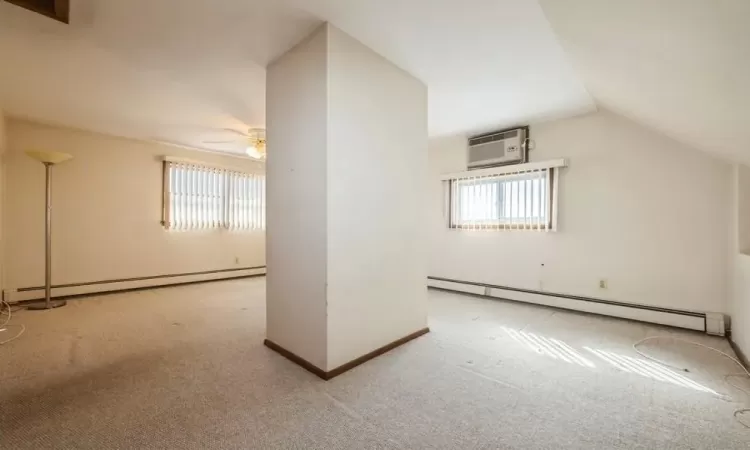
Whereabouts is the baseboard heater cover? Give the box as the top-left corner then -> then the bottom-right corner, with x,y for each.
3,266 -> 267,303
427,276 -> 707,333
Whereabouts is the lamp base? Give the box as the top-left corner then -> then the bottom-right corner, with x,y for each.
26,299 -> 67,310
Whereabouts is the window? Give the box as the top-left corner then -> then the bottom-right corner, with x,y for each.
162,159 -> 265,231
444,161 -> 564,231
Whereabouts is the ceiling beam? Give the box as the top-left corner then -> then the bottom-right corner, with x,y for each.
3,0 -> 70,24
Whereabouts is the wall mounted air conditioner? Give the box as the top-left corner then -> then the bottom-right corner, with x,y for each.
467,126 -> 529,169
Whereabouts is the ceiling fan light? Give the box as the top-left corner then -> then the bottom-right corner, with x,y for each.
246,145 -> 262,159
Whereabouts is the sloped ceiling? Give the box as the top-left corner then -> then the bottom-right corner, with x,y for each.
540,0 -> 750,164
284,0 -> 595,137
0,0 -> 594,154
0,0 -> 744,162
0,0 -> 321,154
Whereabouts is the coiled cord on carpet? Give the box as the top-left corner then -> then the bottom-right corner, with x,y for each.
0,299 -> 25,345
633,335 -> 750,429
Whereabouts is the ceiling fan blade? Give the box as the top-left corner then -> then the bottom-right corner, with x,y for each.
152,139 -> 217,153
221,128 -> 250,137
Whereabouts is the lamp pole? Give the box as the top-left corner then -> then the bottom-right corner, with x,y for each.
25,151 -> 72,310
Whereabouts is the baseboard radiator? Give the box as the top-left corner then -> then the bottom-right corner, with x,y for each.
3,266 -> 267,304
428,276 -> 713,333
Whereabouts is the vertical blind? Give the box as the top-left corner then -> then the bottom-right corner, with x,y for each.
448,168 -> 553,230
162,160 -> 265,231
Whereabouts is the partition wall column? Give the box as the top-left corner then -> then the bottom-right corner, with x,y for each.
264,23 -> 429,378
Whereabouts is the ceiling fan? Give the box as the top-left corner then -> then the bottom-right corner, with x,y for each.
204,128 -> 266,160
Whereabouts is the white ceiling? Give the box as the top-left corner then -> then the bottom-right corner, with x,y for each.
0,0 -> 595,155
285,0 -> 595,137
540,0 -> 750,164
0,0 -> 320,154
1,1 -> 743,163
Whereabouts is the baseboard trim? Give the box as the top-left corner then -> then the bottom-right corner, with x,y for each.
327,328 -> 431,379
428,276 -> 707,332
264,327 -> 430,380
728,336 -> 750,371
4,266 -> 267,304
263,339 -> 328,379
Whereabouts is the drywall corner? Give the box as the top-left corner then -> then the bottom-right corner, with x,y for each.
731,164 -> 750,361
325,24 -> 428,370
0,108 -> 6,150
265,23 -> 330,371
0,108 -> 6,294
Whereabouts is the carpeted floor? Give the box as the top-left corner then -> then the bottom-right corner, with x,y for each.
1,277 -> 748,449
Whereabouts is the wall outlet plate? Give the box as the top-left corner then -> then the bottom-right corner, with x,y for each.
599,279 -> 608,289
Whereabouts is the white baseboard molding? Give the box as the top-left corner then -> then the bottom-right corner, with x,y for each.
428,276 -> 707,333
4,266 -> 266,304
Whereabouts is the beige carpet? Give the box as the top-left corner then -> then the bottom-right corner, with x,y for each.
1,278 -> 748,449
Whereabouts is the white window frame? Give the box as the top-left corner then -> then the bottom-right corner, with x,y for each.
441,159 -> 566,231
161,156 -> 265,231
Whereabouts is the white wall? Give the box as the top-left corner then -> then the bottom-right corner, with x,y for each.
326,25 -> 428,369
730,164 -> 750,359
266,25 -> 329,370
735,165 -> 750,255
429,110 -> 731,314
0,108 -> 5,150
732,254 -> 750,359
0,108 -> 5,293
266,24 -> 428,372
3,119 -> 266,290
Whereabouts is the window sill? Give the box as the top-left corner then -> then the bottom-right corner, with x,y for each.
449,225 -> 553,231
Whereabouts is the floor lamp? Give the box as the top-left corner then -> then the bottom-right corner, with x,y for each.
25,150 -> 73,310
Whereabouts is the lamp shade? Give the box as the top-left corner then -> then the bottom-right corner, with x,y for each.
25,150 -> 74,164
245,145 -> 262,159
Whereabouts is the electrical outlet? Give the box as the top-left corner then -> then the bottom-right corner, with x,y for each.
234,256 -> 240,265
599,279 -> 608,289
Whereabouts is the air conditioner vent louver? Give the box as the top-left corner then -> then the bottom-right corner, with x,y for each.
469,130 -> 518,147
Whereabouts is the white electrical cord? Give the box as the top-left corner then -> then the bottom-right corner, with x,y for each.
633,335 -> 750,429
0,298 -> 14,327
0,299 -> 25,345
726,374 -> 750,397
